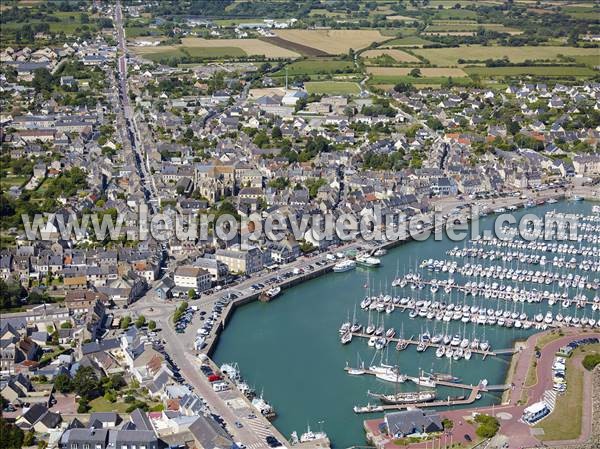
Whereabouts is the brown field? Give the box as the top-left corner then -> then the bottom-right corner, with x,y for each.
367,67 -> 468,77
180,37 -> 299,58
423,31 -> 476,36
362,49 -> 420,63
260,36 -> 328,57
274,29 -> 386,55
386,14 -> 419,22
248,87 -> 286,99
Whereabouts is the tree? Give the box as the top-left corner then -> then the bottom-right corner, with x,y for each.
71,366 -> 101,399
474,414 -> 500,438
23,431 -> 35,446
409,68 -> 422,78
53,373 -> 72,393
188,289 -> 196,299
148,320 -> 157,331
32,68 -> 55,93
0,416 -> 24,449
77,397 -> 90,413
120,315 -> 132,329
271,126 -> 282,139
135,315 -> 146,329
393,82 -> 413,93
582,354 -> 600,371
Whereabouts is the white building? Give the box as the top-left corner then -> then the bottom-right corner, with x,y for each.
173,266 -> 211,294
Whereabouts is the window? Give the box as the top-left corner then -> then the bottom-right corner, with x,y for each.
122,445 -> 128,449
71,444 -> 78,449
96,445 -> 102,449
83,444 -> 90,449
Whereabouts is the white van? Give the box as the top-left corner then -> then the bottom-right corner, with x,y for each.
212,381 -> 229,392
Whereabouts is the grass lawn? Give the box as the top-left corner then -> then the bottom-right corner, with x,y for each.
304,81 -> 361,95
273,59 -> 356,77
0,175 -> 29,190
464,65 -> 597,77
89,397 -> 132,413
535,343 -> 600,441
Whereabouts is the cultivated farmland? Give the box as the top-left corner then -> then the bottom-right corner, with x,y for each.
274,29 -> 387,55
464,66 -> 598,77
133,38 -> 300,59
181,37 -> 300,58
362,49 -> 421,63
413,45 -> 600,66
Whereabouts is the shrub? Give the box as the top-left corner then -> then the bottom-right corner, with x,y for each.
582,354 -> 600,371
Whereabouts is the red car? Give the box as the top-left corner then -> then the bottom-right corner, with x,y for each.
207,374 -> 222,382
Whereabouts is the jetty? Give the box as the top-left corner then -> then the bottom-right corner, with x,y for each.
353,383 -> 484,414
347,332 -> 516,359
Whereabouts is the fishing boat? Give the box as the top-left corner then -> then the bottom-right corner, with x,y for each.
259,286 -> 281,302
374,248 -> 387,257
299,425 -> 328,443
356,253 -> 381,268
333,259 -> 356,272
353,403 -> 384,413
367,389 -> 436,405
251,394 -> 276,419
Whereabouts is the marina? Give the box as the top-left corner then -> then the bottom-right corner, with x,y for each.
213,200 -> 599,447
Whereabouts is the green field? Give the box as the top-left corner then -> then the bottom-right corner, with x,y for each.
369,75 -> 473,86
464,65 -> 597,77
274,59 -> 356,77
535,343 -> 600,441
0,175 -> 29,190
304,81 -> 361,95
143,46 -> 247,61
573,55 -> 600,68
413,46 -> 600,66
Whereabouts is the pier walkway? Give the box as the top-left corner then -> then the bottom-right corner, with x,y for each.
348,332 -> 517,358
354,385 -> 483,414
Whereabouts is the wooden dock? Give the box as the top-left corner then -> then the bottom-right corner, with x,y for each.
348,332 -> 512,358
353,384 -> 483,414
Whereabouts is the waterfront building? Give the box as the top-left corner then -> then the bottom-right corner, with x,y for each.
173,266 -> 211,296
384,409 -> 443,438
216,245 -> 264,274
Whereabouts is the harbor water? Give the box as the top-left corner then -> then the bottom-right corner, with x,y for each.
213,200 -> 597,447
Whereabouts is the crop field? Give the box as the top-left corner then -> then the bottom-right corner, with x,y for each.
261,36 -> 329,57
181,37 -> 299,58
134,37 -> 300,59
273,59 -> 356,76
304,81 -> 361,95
385,14 -> 420,22
367,67 -> 468,77
413,45 -> 600,66
464,65 -> 598,77
274,29 -> 386,55
362,49 -> 421,63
